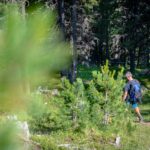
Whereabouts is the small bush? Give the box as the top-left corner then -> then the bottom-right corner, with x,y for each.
86,61 -> 134,134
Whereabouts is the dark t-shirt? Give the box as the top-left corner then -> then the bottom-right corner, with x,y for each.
124,79 -> 140,99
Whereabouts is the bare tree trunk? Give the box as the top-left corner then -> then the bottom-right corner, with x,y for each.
20,0 -> 30,94
58,0 -> 70,78
71,0 -> 77,82
105,11 -> 109,61
129,0 -> 137,73
20,0 -> 26,20
58,0 -> 65,37
103,91 -> 109,125
146,25 -> 150,67
146,49 -> 150,67
137,46 -> 141,67
129,48 -> 135,73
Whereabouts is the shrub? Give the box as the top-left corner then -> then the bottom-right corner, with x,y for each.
28,95 -> 69,133
87,61 -> 134,134
61,78 -> 90,131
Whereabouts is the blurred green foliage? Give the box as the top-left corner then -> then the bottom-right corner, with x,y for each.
0,4 -> 70,150
0,122 -> 22,150
0,4 -> 70,112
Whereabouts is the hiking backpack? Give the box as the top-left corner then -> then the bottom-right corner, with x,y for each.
129,80 -> 142,103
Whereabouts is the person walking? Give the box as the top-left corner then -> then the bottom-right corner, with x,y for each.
122,71 -> 144,122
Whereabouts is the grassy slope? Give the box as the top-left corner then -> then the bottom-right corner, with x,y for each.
121,91 -> 150,150
31,65 -> 150,150
77,65 -> 150,150
27,65 -> 150,150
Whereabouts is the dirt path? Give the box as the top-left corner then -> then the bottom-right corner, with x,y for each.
137,122 -> 150,126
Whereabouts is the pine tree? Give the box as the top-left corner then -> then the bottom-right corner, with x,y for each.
87,61 -> 134,134
61,77 -> 89,131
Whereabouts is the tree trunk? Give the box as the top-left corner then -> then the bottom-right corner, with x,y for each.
137,46 -> 141,67
58,0 -> 69,78
129,0 -> 137,73
146,49 -> 149,67
71,0 -> 77,82
146,25 -> 150,67
129,48 -> 135,73
105,10 -> 109,61
20,0 -> 26,20
58,0 -> 65,37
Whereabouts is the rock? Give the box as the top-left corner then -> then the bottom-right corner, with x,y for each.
51,89 -> 59,96
17,121 -> 30,141
115,136 -> 121,147
58,143 -> 71,148
7,115 -> 31,150
7,114 -> 18,121
110,135 -> 121,148
58,144 -> 79,150
36,86 -> 59,96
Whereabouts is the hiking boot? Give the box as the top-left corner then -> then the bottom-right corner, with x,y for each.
139,117 -> 144,123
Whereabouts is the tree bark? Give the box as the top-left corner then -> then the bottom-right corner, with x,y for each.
147,50 -> 150,67
129,0 -> 137,73
137,47 -> 141,67
20,0 -> 26,20
58,0 -> 65,37
58,0 -> 69,78
105,9 -> 109,61
71,0 -> 77,82
129,48 -> 135,72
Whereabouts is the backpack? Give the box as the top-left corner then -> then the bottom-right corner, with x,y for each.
129,80 -> 142,103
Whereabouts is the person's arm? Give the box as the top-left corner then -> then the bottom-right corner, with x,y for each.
122,91 -> 128,101
122,83 -> 129,101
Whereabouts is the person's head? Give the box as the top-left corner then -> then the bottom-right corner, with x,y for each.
125,71 -> 133,81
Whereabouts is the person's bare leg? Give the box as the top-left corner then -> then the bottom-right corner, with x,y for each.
134,107 -> 143,122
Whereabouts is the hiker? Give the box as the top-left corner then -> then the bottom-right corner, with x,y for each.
122,71 -> 144,122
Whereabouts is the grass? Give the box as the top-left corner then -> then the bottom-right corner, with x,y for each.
76,65 -> 150,150
77,65 -> 99,81
120,91 -> 150,150
1,65 -> 149,150
30,66 -> 150,150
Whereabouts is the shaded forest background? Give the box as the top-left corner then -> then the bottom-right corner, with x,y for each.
1,0 -> 150,77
